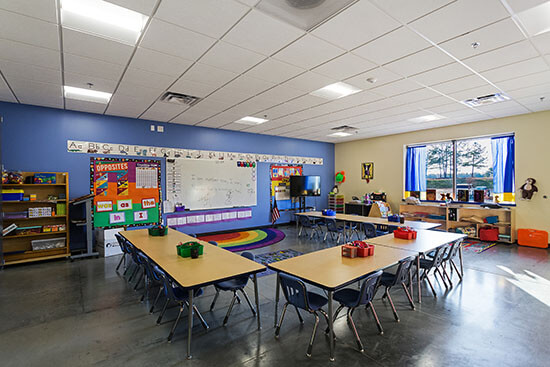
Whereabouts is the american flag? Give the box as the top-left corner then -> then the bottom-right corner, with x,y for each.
271,197 -> 280,224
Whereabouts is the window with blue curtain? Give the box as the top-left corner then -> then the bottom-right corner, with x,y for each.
404,145 -> 427,198
491,136 -> 515,202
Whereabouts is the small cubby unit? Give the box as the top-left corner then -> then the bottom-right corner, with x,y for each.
399,203 -> 515,243
2,172 -> 70,265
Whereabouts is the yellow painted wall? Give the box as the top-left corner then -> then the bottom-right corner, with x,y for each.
335,110 -> 550,238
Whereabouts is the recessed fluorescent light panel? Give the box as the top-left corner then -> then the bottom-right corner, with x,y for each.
328,132 -> 353,137
64,86 -> 112,104
235,116 -> 269,125
516,1 -> 550,36
310,82 -> 362,100
408,114 -> 445,123
61,0 -> 148,45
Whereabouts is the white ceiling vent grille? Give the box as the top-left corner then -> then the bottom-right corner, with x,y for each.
462,93 -> 510,107
160,92 -> 201,106
331,125 -> 358,133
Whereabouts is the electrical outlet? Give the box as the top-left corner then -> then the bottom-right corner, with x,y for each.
157,125 -> 164,133
150,124 -> 155,131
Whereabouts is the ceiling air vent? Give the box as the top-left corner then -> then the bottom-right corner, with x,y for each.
160,92 -> 201,106
328,125 -> 358,137
462,93 -> 510,107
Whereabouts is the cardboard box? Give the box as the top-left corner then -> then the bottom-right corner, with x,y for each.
95,228 -> 123,257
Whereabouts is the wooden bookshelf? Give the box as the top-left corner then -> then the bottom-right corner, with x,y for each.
2,172 -> 70,265
400,203 -> 516,243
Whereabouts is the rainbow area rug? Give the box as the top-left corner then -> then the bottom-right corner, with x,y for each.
462,239 -> 498,253
198,228 -> 285,252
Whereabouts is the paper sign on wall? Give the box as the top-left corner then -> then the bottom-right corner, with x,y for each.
142,198 -> 156,209
117,199 -> 133,211
96,201 -> 113,212
110,212 -> 126,224
134,210 -> 148,222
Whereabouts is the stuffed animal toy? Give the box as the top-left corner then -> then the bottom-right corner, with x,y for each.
520,178 -> 538,200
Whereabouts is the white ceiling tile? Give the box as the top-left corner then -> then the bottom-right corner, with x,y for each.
223,9 -> 305,56
430,74 -> 488,95
312,53 -> 377,80
531,31 -> 550,54
506,0 -> 548,13
220,122 -> 249,131
106,94 -> 150,118
0,58 -> 61,85
352,26 -> 431,65
104,0 -> 158,15
140,19 -> 216,60
156,0 -> 248,39
63,53 -> 125,81
140,100 -> 189,122
496,70 -> 550,92
507,83 -> 550,99
122,67 -> 175,90
447,84 -> 498,101
282,71 -> 336,92
344,67 -> 402,90
521,97 -> 550,112
200,41 -> 265,74
414,96 -> 457,110
65,99 -> 106,115
0,0 -> 57,23
181,63 -> 238,89
273,35 -> 344,69
255,84 -> 305,103
370,0 -> 454,24
0,9 -> 59,50
409,0 -> 509,43
389,87 -> 443,104
63,29 -> 134,65
384,47 -> 455,77
131,47 -> 194,77
462,40 -> 540,72
311,0 -> 400,50
245,57 -> 304,84
474,100 -> 524,113
116,81 -> 163,101
64,72 -> 118,93
8,78 -> 63,108
171,106 -> 218,125
482,57 -> 549,82
0,39 -> 61,70
170,78 -> 220,98
370,78 -> 422,97
197,111 -> 245,128
236,0 -> 260,7
439,18 -> 525,60
223,75 -> 275,96
228,95 -> 276,116
0,75 -> 16,103
410,62 -> 473,86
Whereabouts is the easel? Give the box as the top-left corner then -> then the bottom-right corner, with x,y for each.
70,194 -> 99,260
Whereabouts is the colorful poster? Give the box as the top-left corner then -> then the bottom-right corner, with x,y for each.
91,158 -> 161,228
270,165 -> 303,199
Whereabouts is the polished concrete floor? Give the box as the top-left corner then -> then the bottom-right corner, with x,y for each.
1,225 -> 549,367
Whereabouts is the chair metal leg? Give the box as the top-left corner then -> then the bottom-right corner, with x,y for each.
167,304 -> 184,343
450,259 -> 463,280
441,263 -> 453,287
368,302 -> 383,335
425,274 -> 437,297
298,226 -> 303,237
435,268 -> 449,289
347,308 -> 364,352
323,231 -> 328,241
115,255 -> 125,273
157,299 -> 170,324
187,302 -> 209,330
210,288 -> 220,311
275,302 -> 289,338
128,265 -> 139,282
325,305 -> 343,334
133,271 -> 144,291
223,292 -> 238,326
240,288 -> 256,316
385,289 -> 399,322
306,312 -> 320,357
401,283 -> 415,310
294,306 -> 304,324
123,262 -> 132,276
150,287 -> 163,313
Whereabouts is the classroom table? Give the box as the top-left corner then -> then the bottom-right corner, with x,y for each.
267,245 -> 412,361
121,228 -> 266,359
369,230 -> 466,303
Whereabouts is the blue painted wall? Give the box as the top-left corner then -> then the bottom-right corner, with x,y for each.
0,102 -> 334,234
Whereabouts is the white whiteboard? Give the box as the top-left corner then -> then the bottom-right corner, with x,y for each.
166,158 -> 257,210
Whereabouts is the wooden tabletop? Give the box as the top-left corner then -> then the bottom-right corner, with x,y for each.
121,228 -> 265,288
368,231 -> 466,254
295,211 -> 441,230
268,245 -> 412,291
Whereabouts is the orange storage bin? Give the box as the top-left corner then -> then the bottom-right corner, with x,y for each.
517,229 -> 548,248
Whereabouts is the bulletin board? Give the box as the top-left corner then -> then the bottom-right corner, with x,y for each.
90,157 -> 161,228
270,165 -> 303,201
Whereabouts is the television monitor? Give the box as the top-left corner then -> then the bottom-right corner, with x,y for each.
290,176 -> 321,197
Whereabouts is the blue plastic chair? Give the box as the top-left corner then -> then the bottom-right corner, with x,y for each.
298,215 -> 323,239
379,256 -> 416,321
362,222 -> 387,239
210,252 -> 256,326
114,233 -> 131,274
324,218 -> 345,244
331,270 -> 383,352
275,273 -> 329,357
153,265 -> 209,342
418,245 -> 449,297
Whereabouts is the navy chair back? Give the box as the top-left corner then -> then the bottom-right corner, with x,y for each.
137,251 -> 156,280
431,245 -> 448,268
392,256 -> 416,286
300,215 -> 314,228
279,273 -> 310,311
233,252 -> 255,285
357,270 -> 383,306
363,223 -> 377,238
326,218 -> 340,232
445,240 -> 462,260
115,233 -> 129,254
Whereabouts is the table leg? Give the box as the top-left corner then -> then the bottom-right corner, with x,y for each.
417,255 -> 422,304
459,244 -> 464,277
274,272 -> 280,328
328,290 -> 335,362
187,290 -> 194,360
253,274 -> 261,330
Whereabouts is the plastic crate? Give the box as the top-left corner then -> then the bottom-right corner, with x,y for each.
394,228 -> 417,240
2,189 -> 24,201
177,242 -> 204,258
31,237 -> 66,251
518,229 -> 548,248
